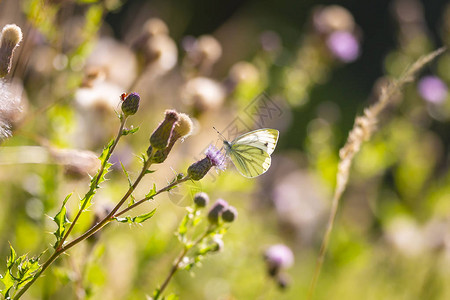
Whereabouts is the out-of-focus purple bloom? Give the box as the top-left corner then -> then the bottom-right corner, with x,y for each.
264,244 -> 294,276
205,144 -> 226,170
260,30 -> 281,52
193,192 -> 209,208
326,31 -> 360,62
418,76 -> 448,104
208,198 -> 228,224
222,206 -> 238,223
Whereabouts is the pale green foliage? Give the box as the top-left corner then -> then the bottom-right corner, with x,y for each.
0,245 -> 41,299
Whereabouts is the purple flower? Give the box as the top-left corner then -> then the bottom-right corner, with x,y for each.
205,144 -> 226,170
326,31 -> 360,62
187,145 -> 226,181
264,244 -> 294,276
418,76 -> 448,104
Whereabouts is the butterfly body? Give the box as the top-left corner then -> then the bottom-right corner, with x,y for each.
222,128 -> 279,178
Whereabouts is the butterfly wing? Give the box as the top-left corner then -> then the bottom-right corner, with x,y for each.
227,144 -> 272,178
230,128 -> 279,155
226,129 -> 279,178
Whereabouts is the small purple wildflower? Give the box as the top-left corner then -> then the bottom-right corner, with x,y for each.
418,76 -> 448,104
264,244 -> 294,276
187,145 -> 226,181
326,31 -> 360,62
205,144 -> 226,170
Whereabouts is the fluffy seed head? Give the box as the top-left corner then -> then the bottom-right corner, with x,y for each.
0,80 -> 22,140
173,113 -> 194,138
0,24 -> 23,78
1,24 -> 23,47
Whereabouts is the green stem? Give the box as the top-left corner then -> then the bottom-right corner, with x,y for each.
154,226 -> 213,300
57,116 -> 127,250
306,189 -> 342,300
14,150 -> 149,300
114,175 -> 190,218
13,159 -> 191,299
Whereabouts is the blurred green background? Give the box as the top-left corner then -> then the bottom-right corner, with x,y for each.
0,0 -> 450,299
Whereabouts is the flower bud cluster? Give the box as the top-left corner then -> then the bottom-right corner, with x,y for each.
192,193 -> 237,225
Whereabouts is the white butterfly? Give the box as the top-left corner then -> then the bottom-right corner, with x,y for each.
218,128 -> 279,178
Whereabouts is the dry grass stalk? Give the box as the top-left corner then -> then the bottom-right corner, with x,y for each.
307,47 -> 446,299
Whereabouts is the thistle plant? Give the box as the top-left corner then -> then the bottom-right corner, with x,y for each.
152,196 -> 237,300
0,91 -> 231,299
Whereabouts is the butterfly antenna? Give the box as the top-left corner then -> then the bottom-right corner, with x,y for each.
213,127 -> 226,141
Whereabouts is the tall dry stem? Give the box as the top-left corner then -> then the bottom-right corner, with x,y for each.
307,47 -> 446,299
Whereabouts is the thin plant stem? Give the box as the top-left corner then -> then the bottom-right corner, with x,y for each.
306,47 -> 446,300
306,188 -> 343,300
154,226 -> 213,300
114,175 -> 190,218
14,150 -> 191,299
57,115 -> 128,249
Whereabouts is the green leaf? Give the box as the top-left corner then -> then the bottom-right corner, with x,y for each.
166,293 -> 179,300
6,244 -> 16,269
177,215 -> 190,242
145,184 -> 157,199
122,126 -> 139,136
145,170 -> 156,174
1,246 -> 42,298
79,139 -> 114,212
114,209 -> 157,224
121,163 -> 135,206
134,209 -> 157,223
53,193 -> 72,248
0,269 -> 15,297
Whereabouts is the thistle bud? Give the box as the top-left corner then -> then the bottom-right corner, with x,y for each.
221,206 -> 238,223
193,192 -> 209,208
187,156 -> 212,181
0,24 -> 23,78
186,145 -> 226,181
121,92 -> 140,116
146,145 -> 154,157
210,235 -> 224,252
151,112 -> 193,164
263,244 -> 294,277
207,199 -> 228,224
150,109 -> 179,149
